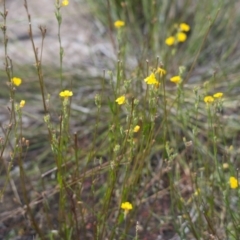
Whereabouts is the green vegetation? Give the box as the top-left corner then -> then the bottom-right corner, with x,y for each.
1,0 -> 240,239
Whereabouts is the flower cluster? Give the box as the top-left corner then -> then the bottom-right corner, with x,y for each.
115,67 -> 167,105
165,23 -> 190,46
204,92 -> 223,104
144,68 -> 184,87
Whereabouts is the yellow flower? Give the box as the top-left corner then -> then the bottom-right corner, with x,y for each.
59,90 -> 73,98
20,100 -> 25,108
229,177 -> 238,189
170,75 -> 182,84
133,125 -> 140,133
213,92 -> 223,98
177,32 -> 187,42
62,0 -> 69,6
11,77 -> 22,86
204,96 -> 214,104
144,73 -> 158,85
121,202 -> 133,211
179,23 -> 190,32
165,36 -> 175,46
155,67 -> 166,76
114,20 -> 125,28
115,95 -> 126,105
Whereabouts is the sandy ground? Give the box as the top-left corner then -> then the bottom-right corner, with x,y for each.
0,0 -> 116,76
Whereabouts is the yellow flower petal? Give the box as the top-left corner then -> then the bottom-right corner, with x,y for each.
133,125 -> 140,133
204,96 -> 214,104
144,73 -> 158,85
229,177 -> 238,189
11,77 -> 22,86
121,202 -> 133,211
20,100 -> 25,108
177,32 -> 187,42
213,92 -> 223,98
165,36 -> 175,46
170,76 -> 182,84
115,95 -> 126,105
59,90 -> 73,98
179,23 -> 190,32
114,20 -> 125,28
155,67 -> 166,76
62,0 -> 69,6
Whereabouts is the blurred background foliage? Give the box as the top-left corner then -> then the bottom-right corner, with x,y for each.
88,0 -> 240,78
